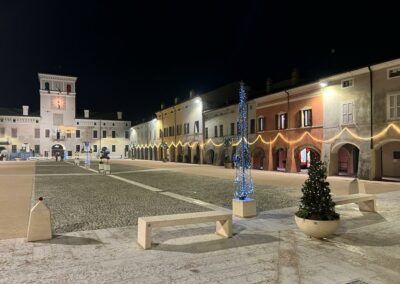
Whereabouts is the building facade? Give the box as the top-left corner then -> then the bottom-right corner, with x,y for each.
0,73 -> 131,160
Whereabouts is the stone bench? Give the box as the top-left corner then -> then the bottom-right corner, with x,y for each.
332,193 -> 376,212
137,211 -> 232,249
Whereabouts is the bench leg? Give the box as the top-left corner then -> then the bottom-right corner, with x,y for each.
358,200 -> 376,212
216,218 -> 232,238
137,219 -> 152,249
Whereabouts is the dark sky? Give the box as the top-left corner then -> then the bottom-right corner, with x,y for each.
1,1 -> 399,122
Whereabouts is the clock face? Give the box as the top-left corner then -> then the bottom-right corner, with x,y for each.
51,96 -> 66,110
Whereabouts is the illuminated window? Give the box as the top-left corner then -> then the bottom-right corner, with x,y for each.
299,109 -> 312,127
257,116 -> 265,131
276,113 -> 288,130
194,121 -> 199,133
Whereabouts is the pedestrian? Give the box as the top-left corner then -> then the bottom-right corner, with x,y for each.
55,152 -> 59,162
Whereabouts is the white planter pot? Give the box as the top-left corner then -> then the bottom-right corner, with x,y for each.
98,163 -> 104,172
295,215 -> 339,239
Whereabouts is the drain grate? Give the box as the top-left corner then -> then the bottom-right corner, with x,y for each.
346,280 -> 369,284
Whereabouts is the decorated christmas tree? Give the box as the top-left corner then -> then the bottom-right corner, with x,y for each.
233,82 -> 254,200
295,158 -> 339,220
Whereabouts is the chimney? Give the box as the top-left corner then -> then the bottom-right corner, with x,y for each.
174,97 -> 179,104
160,103 -> 165,110
22,105 -> 29,116
266,78 -> 272,93
84,109 -> 89,118
189,89 -> 195,99
291,68 -> 299,85
117,111 -> 122,120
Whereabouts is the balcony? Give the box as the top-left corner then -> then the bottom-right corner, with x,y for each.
51,135 -> 66,141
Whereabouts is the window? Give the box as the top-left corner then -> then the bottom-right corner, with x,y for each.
76,145 -> 80,152
393,151 -> 400,159
194,121 -> 199,133
388,93 -> 400,120
68,151 -> 72,156
388,66 -> 400,79
299,109 -> 312,127
11,128 -> 17,138
164,128 -> 168,137
125,145 -> 129,153
112,145 -> 116,152
230,123 -> 235,136
44,151 -> 49,157
44,82 -> 50,91
250,119 -> 255,134
214,126 -> 218,137
45,129 -> 50,138
125,131 -> 129,139
257,116 -> 265,131
276,113 -> 288,129
159,129 -> 163,138
67,132 -> 71,138
93,130 -> 98,138
12,145 -> 17,153
169,126 -> 174,136
341,79 -> 354,88
176,125 -> 182,136
205,127 -> 208,139
342,102 -> 354,124
184,123 -> 190,135
112,130 -> 116,138
93,145 -> 98,153
34,145 -> 40,154
34,128 -> 40,138
219,125 -> 224,137
67,84 -> 72,93
0,127 -> 4,138
76,130 -> 81,138
103,130 -> 107,138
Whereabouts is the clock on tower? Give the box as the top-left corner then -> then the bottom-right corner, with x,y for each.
51,96 -> 66,110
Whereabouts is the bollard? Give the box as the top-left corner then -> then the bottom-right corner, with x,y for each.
26,197 -> 52,242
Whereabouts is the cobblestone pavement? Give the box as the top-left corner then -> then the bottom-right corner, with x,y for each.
34,162 -> 207,233
1,191 -> 399,283
115,171 -> 300,212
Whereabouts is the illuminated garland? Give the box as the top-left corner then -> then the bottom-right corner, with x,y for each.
134,123 -> 400,149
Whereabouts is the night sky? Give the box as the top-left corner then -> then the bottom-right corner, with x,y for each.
1,1 -> 399,123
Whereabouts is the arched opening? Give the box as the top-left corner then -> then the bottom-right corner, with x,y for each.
375,140 -> 400,180
252,147 -> 266,170
185,146 -> 192,163
159,146 -> 164,161
141,148 -> 144,160
295,145 -> 320,173
169,145 -> 176,162
177,145 -> 183,162
334,144 -> 359,177
194,144 -> 200,164
149,147 -> 153,160
52,144 -> 65,159
153,146 -> 158,161
219,148 -> 227,166
205,149 -> 215,164
274,148 -> 287,171
145,148 -> 149,160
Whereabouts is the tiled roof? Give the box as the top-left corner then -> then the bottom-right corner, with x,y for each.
0,107 -> 40,117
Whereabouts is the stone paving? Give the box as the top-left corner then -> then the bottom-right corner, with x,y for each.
34,162 -> 207,233
115,171 -> 299,212
1,191 -> 399,283
1,159 -> 400,283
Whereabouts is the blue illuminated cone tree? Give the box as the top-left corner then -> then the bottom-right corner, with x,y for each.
233,82 -> 255,216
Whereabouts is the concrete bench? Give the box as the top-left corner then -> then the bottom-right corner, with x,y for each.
137,211 -> 232,249
332,193 -> 376,212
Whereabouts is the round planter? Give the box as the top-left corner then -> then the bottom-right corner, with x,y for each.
224,162 -> 232,169
294,215 -> 339,239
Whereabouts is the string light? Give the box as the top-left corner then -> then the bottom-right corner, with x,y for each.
133,123 -> 400,149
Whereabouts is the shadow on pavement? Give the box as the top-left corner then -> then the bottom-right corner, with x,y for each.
37,234 -> 104,245
153,233 -> 280,253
